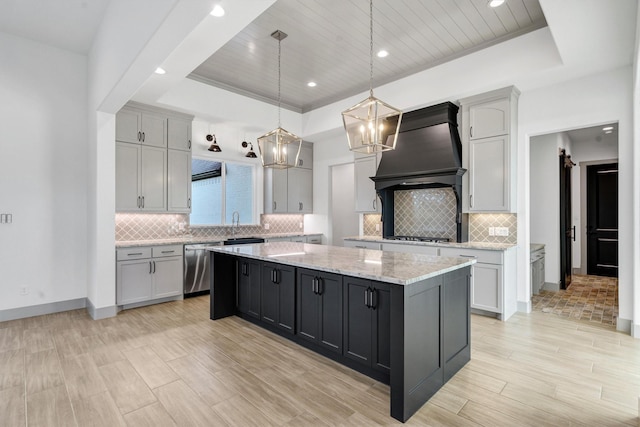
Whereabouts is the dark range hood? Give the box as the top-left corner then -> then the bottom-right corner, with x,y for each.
371,102 -> 468,242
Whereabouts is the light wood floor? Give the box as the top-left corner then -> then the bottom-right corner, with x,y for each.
1,295 -> 639,426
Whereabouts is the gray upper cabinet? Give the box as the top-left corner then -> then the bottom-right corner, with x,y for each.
264,141 -> 313,214
167,118 -> 192,151
460,86 -> 519,213
115,102 -> 193,213
116,108 -> 166,148
354,154 -> 381,213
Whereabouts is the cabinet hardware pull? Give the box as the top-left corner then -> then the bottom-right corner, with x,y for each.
149,261 -> 152,274
460,255 -> 476,258
365,287 -> 372,308
142,132 -> 145,142
370,288 -> 377,310
273,201 -> 276,211
470,126 -> 473,138
142,196 -> 145,208
138,131 -> 141,141
299,202 -> 303,211
469,194 -> 473,208
161,250 -> 174,254
188,140 -> 191,149
316,277 -> 322,295
153,261 -> 156,273
128,253 -> 143,256
188,198 -> 191,209
373,198 -> 376,210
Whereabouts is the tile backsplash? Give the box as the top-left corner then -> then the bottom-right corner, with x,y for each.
469,213 -> 517,244
394,188 -> 457,241
363,214 -> 382,236
116,213 -> 304,241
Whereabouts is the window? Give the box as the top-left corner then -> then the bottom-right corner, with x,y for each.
190,159 -> 256,226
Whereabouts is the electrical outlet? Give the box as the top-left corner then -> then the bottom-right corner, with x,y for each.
299,222 -> 303,229
488,227 -> 495,236
264,223 -> 270,230
375,223 -> 380,232
496,227 -> 509,236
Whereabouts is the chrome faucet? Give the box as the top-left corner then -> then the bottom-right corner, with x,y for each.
231,211 -> 240,236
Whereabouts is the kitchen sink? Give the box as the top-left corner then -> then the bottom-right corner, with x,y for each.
223,237 -> 265,245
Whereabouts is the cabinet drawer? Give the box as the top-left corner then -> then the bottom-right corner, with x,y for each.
152,245 -> 183,258
117,247 -> 152,260
439,247 -> 503,264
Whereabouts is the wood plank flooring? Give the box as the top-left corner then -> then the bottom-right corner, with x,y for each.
1,295 -> 639,426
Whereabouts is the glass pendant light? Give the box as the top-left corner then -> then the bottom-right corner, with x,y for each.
257,30 -> 302,169
342,0 -> 402,154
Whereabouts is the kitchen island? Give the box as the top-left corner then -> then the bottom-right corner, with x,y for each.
207,242 -> 474,422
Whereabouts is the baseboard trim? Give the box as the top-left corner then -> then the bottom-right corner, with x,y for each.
517,300 -> 532,313
616,317 -> 632,334
86,299 -> 117,320
0,298 -> 87,322
542,282 -> 560,292
119,295 -> 183,311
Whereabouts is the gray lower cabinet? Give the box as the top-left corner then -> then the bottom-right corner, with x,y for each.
116,245 -> 183,306
261,262 -> 296,334
297,269 -> 343,354
237,258 -> 261,319
343,277 -> 391,375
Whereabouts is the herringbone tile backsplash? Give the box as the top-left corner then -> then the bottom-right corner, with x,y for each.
116,213 -> 304,241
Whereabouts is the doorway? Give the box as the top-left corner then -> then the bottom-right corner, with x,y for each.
586,163 -> 619,277
559,149 -> 574,289
329,163 -> 359,246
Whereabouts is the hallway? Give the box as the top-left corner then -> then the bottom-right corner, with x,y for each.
531,275 -> 618,327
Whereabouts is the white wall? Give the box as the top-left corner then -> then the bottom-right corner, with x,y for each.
518,66 -> 634,328
0,32 -> 88,311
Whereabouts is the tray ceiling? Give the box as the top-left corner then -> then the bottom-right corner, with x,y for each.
190,0 -> 547,113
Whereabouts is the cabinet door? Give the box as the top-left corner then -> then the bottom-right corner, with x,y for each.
168,149 -> 191,212
272,169 -> 288,213
469,98 -> 510,140
468,136 -> 508,212
153,256 -> 183,299
167,118 -> 192,151
370,282 -> 391,374
238,259 -> 260,319
297,269 -> 319,343
343,277 -> 372,365
317,272 -> 343,354
116,142 -> 142,211
471,263 -> 502,313
276,265 -> 296,334
354,156 -> 379,212
261,265 -> 279,327
288,168 -> 312,213
296,144 -> 313,169
140,146 -> 167,212
117,259 -> 153,304
140,113 -> 166,148
116,109 -> 141,143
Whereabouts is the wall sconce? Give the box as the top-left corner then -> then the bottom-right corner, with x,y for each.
242,141 -> 257,158
207,134 -> 221,152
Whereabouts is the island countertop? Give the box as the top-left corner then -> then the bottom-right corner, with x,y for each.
207,241 -> 475,286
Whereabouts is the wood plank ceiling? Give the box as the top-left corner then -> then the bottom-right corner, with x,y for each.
189,0 -> 546,113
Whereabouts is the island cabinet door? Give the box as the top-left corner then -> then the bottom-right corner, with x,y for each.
370,281 -> 391,375
343,277 -> 373,365
261,262 -> 295,334
296,269 -> 343,354
237,259 -> 261,319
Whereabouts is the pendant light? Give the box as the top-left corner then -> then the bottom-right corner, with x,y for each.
257,30 -> 302,169
342,0 -> 402,154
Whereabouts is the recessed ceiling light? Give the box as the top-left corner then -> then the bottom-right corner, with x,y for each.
154,67 -> 166,75
210,5 -> 225,17
307,81 -> 317,88
377,50 -> 389,58
602,126 -> 614,131
488,0 -> 505,7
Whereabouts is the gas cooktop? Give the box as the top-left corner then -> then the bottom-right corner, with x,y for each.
386,236 -> 450,243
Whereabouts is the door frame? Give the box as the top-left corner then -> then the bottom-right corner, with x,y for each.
579,159 -> 618,275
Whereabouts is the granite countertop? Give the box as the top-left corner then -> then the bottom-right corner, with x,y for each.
208,242 -> 475,286
344,235 -> 516,251
116,232 -> 322,248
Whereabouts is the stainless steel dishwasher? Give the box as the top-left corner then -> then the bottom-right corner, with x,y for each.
184,242 -> 221,297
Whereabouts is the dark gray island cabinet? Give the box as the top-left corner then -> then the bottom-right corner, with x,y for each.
208,242 -> 474,423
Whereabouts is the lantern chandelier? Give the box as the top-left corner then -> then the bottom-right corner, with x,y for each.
342,0 -> 403,154
257,30 -> 302,169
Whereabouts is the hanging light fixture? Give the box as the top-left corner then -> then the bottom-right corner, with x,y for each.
342,0 -> 402,154
207,134 -> 221,152
257,30 -> 302,169
242,141 -> 258,158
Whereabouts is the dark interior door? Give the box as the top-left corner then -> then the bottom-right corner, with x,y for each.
587,163 -> 618,277
559,150 -> 574,289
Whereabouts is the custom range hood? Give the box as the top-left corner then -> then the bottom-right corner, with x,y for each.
370,101 -> 468,242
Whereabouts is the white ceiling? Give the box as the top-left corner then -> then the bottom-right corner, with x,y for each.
190,0 -> 547,112
0,0 -> 110,54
